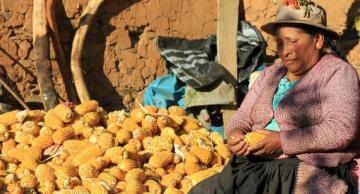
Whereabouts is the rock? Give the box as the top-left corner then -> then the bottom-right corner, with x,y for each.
17,40 -> 32,60
5,13 -> 25,27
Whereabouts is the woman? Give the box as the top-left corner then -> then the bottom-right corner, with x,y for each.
190,2 -> 360,194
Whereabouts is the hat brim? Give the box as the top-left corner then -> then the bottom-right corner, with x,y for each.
261,20 -> 339,40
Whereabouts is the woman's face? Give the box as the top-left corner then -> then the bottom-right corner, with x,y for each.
275,26 -> 324,77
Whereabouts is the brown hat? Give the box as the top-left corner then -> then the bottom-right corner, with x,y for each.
261,3 -> 339,39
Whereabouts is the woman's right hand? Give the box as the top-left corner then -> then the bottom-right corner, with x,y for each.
227,130 -> 249,156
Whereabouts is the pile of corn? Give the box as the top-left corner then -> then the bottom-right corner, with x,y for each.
0,100 -> 231,194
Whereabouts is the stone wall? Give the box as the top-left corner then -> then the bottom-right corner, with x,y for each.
0,0 -> 358,110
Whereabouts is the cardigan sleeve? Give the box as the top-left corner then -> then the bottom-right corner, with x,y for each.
280,62 -> 360,155
225,70 -> 266,138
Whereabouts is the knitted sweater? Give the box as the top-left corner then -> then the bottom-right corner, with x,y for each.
226,54 -> 360,193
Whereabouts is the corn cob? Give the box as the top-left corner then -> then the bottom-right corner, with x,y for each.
74,100 -> 98,115
44,110 -> 64,129
117,158 -> 138,172
132,127 -> 152,141
32,133 -> 54,150
53,126 -> 75,145
104,146 -> 127,164
164,187 -> 184,194
125,168 -> 146,183
35,164 -> 55,182
0,124 -> 9,142
244,131 -> 266,146
141,115 -> 158,135
54,104 -> 75,123
0,110 -> 18,126
145,179 -> 162,194
168,106 -> 186,116
72,144 -> 104,167
98,132 -> 115,149
125,180 -> 147,194
130,108 -> 145,124
215,143 -> 231,160
98,172 -> 117,187
116,129 -> 132,145
121,118 -> 140,132
149,151 -> 174,168
20,173 -> 37,188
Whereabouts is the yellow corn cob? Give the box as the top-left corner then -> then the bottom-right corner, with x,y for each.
74,100 -> 99,115
72,144 -> 104,167
73,186 -> 90,193
182,116 -> 201,132
173,136 -> 184,147
125,180 -> 147,194
53,126 -> 75,145
63,139 -> 91,156
157,108 -> 169,115
169,115 -> 184,126
38,180 -> 56,194
160,127 -> 177,139
173,154 -> 182,164
125,168 -> 146,183
4,173 -> 16,184
39,126 -> 54,136
209,132 -> 224,145
130,108 -> 145,124
116,129 -> 132,145
20,173 -> 37,188
190,145 -> 213,165
106,123 -> 120,134
165,163 -> 176,173
145,179 -> 162,194
148,151 -> 174,168
180,134 -> 190,145
0,124 -> 9,142
0,159 -> 5,170
54,165 -> 78,177
180,147 -> 199,163
164,187 -> 184,194
10,123 -> 22,132
151,136 -> 173,152
124,138 -> 142,153
104,146 -> 127,164
19,158 -> 38,170
142,136 -> 153,151
107,110 -> 127,126
161,172 -> 183,188
215,143 -> 231,160
132,127 -> 152,141
184,161 -> 203,175
32,133 -> 54,150
180,178 -> 193,194
7,146 -> 42,162
117,158 -> 138,172
98,172 -> 117,187
244,131 -> 266,146
121,118 -> 140,132
144,105 -> 158,115
14,131 -> 35,145
35,164 -> 55,183
44,110 -> 64,129
97,132 -> 115,149
0,110 -> 18,126
54,189 -> 89,194
88,157 -> 110,171
168,106 -> 186,116
55,176 -> 81,190
141,115 -> 158,135
83,112 -> 101,127
187,168 -> 218,186
15,167 -> 31,179
105,167 -> 125,181
157,116 -> 179,131
175,163 -> 186,175
26,110 -> 45,123
54,104 -> 75,123
115,181 -> 127,193
79,163 -> 99,179
7,182 -> 24,194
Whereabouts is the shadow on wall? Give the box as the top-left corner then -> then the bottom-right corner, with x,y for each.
337,0 -> 359,62
56,0 -> 140,111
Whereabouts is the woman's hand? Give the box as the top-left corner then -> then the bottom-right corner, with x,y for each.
247,129 -> 282,156
227,130 -> 250,156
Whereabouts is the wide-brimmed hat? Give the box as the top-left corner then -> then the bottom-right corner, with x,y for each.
261,3 -> 339,39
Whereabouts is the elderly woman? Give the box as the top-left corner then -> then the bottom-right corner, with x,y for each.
189,2 -> 360,194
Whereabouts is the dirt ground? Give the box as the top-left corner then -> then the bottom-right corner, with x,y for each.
0,0 -> 359,110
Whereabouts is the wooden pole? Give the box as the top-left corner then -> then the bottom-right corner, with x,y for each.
46,0 -> 79,104
217,0 -> 239,136
70,0 -> 105,103
33,0 -> 59,110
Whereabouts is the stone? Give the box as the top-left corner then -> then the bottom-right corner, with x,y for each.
5,13 -> 25,27
17,40 -> 32,60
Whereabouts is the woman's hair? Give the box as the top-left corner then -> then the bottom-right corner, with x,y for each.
274,23 -> 337,55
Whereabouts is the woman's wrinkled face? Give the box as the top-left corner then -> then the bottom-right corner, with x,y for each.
275,26 -> 324,77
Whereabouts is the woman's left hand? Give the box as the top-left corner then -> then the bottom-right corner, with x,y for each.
247,129 -> 283,156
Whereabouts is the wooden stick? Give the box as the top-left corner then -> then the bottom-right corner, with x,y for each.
70,0 -> 105,103
33,0 -> 59,110
46,0 -> 79,104
0,77 -> 30,110
217,0 -> 239,135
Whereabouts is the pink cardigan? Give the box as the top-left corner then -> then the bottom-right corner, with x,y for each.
226,54 -> 360,193
226,54 -> 360,166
